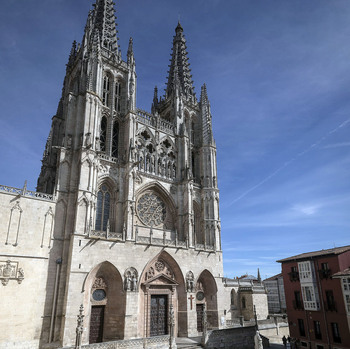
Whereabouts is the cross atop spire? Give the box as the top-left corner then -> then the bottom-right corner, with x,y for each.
165,22 -> 196,102
90,0 -> 119,53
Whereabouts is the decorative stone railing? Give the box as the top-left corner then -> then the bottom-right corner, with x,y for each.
88,230 -> 123,240
0,184 -> 55,201
61,335 -> 171,349
135,226 -> 187,249
136,109 -> 176,133
195,243 -> 215,252
98,153 -> 118,163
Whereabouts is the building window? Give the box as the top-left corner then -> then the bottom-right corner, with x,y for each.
331,322 -> 341,343
298,261 -> 313,280
100,116 -> 107,152
103,75 -> 110,106
95,185 -> 111,232
111,121 -> 119,158
191,151 -> 196,179
231,289 -> 235,306
319,262 -> 331,279
316,346 -> 324,349
342,277 -> 350,291
289,266 -> 299,281
314,321 -> 322,340
191,121 -> 195,143
325,290 -> 336,311
301,285 -> 319,310
114,81 -> 121,112
298,318 -> 306,337
293,291 -> 303,310
242,297 -> 246,309
345,294 -> 350,313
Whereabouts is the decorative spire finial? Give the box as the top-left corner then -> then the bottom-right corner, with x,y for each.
165,22 -> 196,102
127,37 -> 134,66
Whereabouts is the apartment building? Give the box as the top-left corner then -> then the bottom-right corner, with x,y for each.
278,246 -> 350,349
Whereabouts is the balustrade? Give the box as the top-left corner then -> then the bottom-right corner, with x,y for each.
136,109 -> 176,133
0,184 -> 55,201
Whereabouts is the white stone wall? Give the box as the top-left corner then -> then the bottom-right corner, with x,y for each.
253,292 -> 269,320
0,190 -> 56,348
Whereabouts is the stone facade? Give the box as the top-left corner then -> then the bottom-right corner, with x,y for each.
222,277 -> 269,323
0,1 -> 229,348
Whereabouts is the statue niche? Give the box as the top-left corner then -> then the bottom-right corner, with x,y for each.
124,267 -> 138,292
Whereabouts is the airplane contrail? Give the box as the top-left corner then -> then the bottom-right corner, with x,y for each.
229,117 -> 350,206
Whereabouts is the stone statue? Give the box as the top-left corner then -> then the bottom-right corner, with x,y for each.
131,274 -> 137,291
75,305 -> 84,349
254,330 -> 263,349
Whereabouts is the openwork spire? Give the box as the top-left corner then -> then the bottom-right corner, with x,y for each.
165,22 -> 196,102
90,0 -> 119,53
200,84 -> 214,145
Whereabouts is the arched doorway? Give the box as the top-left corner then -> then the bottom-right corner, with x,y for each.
196,270 -> 218,331
84,261 -> 126,343
139,251 -> 187,337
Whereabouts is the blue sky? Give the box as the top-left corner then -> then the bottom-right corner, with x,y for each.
0,0 -> 349,279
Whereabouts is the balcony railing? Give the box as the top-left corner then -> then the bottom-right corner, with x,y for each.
288,271 -> 299,282
318,268 -> 332,280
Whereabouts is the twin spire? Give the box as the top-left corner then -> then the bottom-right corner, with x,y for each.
88,0 -> 119,54
165,22 -> 196,102
84,1 -> 200,106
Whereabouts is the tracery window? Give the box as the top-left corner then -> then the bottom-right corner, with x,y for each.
112,121 -> 119,158
102,75 -> 110,106
95,185 -> 111,231
114,81 -> 121,112
191,121 -> 195,143
192,151 -> 196,179
100,116 -> 107,152
137,192 -> 166,227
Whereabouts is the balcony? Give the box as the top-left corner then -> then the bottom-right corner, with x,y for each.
318,268 -> 332,280
289,271 -> 299,282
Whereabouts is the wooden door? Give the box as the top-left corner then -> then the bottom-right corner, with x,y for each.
89,305 -> 105,343
196,304 -> 204,332
150,295 -> 168,336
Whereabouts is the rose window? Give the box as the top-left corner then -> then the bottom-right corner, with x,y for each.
137,193 -> 166,227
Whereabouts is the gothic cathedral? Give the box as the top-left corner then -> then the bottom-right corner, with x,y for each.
0,0 -> 226,348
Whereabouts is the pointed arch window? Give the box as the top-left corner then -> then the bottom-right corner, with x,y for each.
115,81 -> 121,112
111,121 -> 119,158
191,121 -> 195,143
103,75 -> 110,106
100,116 -> 107,152
231,289 -> 235,306
192,151 -> 196,179
193,202 -> 201,244
242,297 -> 246,309
95,185 -> 111,232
